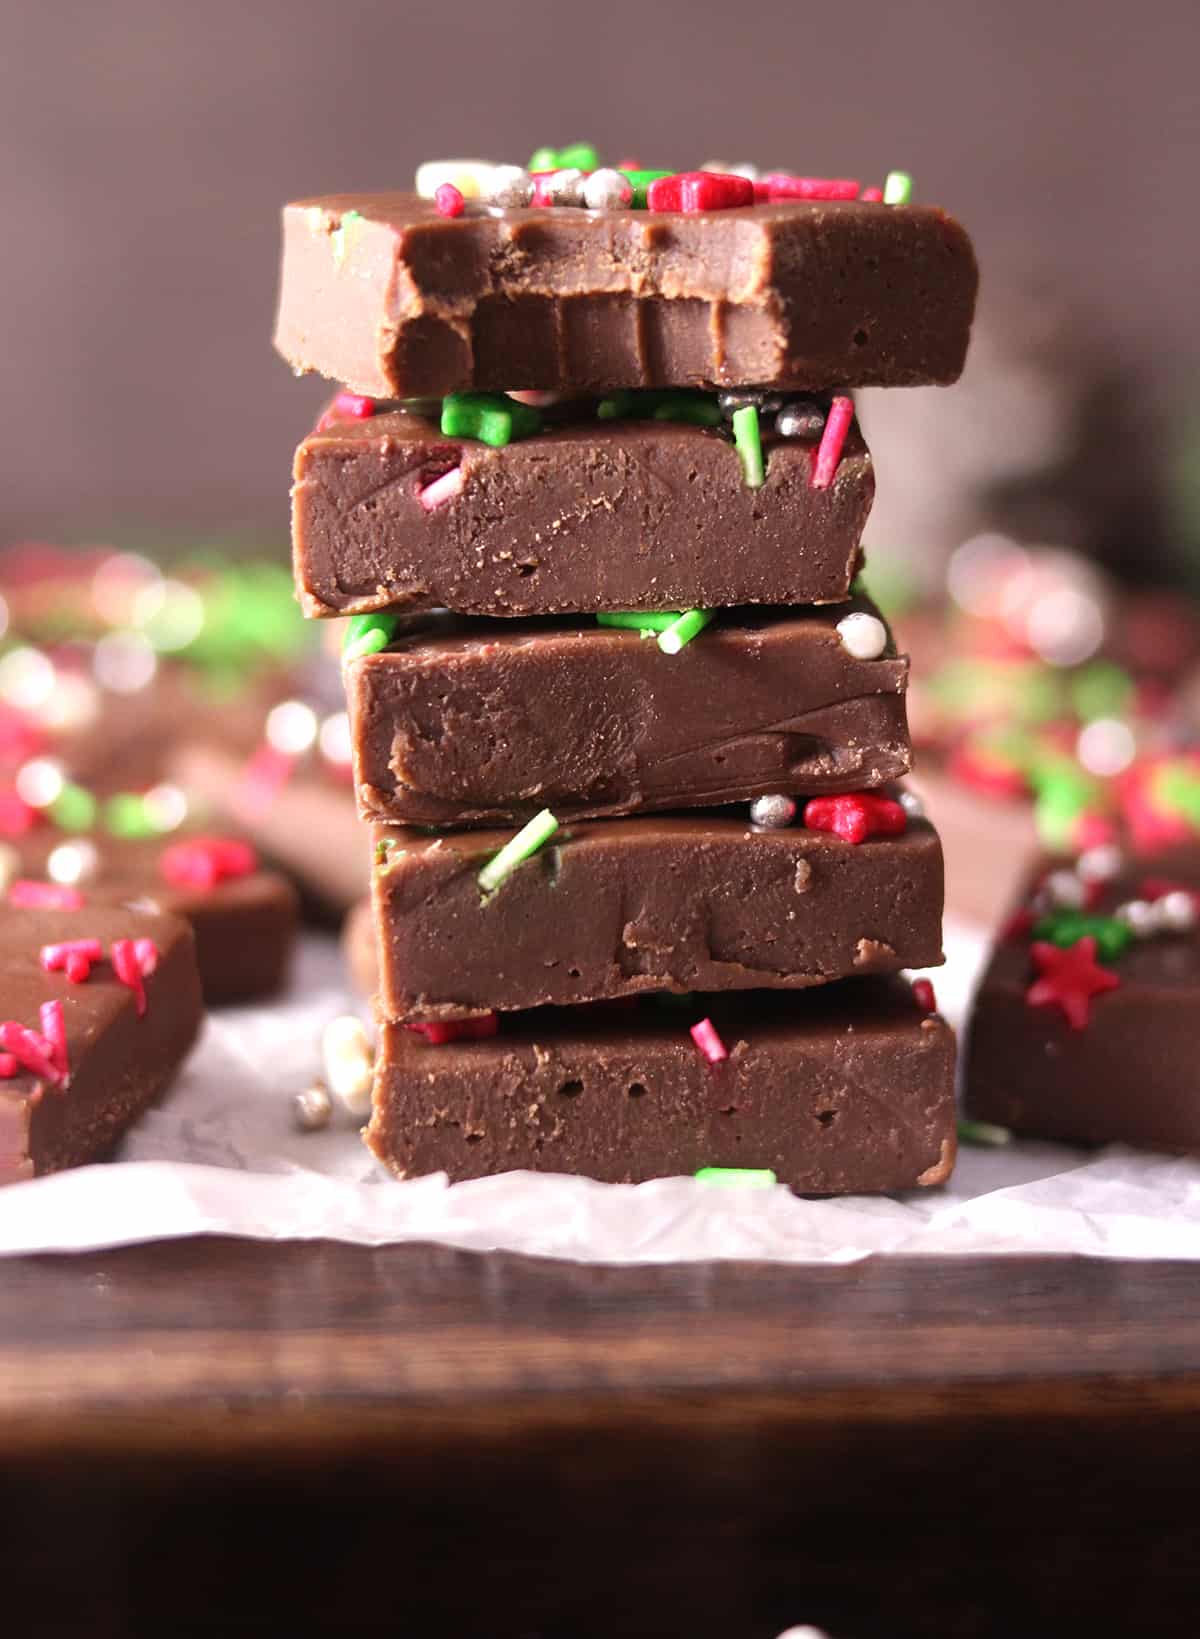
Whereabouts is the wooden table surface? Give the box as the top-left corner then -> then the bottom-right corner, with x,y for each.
4,1241 -> 1200,1637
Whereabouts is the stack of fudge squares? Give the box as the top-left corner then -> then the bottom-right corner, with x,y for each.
275,151 -> 978,1192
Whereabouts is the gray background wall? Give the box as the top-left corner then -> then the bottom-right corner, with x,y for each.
2,0 -> 1197,543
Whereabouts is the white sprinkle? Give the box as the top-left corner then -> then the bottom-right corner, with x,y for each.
485,164 -> 535,208
543,168 -> 586,206
415,159 -> 495,200
835,611 -> 888,660
1116,899 -> 1161,939
0,646 -> 56,711
1044,869 -> 1086,910
47,839 -> 99,886
749,793 -> 796,829
293,1083 -> 333,1132
94,630 -> 157,693
1076,843 -> 1123,884
142,782 -> 189,833
582,168 -> 633,210
897,787 -> 926,819
266,700 -> 319,757
1159,890 -> 1198,933
1076,717 -> 1136,778
15,757 -> 64,809
322,1015 -> 374,1117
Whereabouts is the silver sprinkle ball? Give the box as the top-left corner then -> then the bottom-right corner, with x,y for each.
1075,843 -> 1123,884
543,168 -> 586,206
719,389 -> 784,416
485,165 -> 534,208
750,793 -> 797,829
1043,868 -> 1086,910
897,788 -> 926,819
1115,898 -> 1160,939
1159,890 -> 1198,933
293,1083 -> 333,1132
775,402 -> 828,440
582,168 -> 632,210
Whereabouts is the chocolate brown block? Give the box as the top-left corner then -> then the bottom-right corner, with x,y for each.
292,407 -> 872,618
275,194 -> 978,397
371,811 -> 944,1019
0,907 -> 202,1184
348,600 -> 911,828
964,851 -> 1200,1152
17,835 -> 298,1006
366,980 -> 957,1192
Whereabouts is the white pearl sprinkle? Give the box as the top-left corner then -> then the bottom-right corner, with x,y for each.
1116,899 -> 1160,939
835,611 -> 888,660
266,699 -> 318,758
582,168 -> 632,210
1044,869 -> 1086,910
293,1083 -> 333,1132
322,1015 -> 375,1118
15,757 -> 64,809
543,168 -> 586,206
1076,843 -> 1123,884
47,839 -> 100,886
897,788 -> 926,819
415,159 -> 495,201
485,165 -> 534,208
1159,890 -> 1198,933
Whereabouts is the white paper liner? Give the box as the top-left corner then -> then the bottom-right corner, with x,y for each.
2,918 -> 1198,1262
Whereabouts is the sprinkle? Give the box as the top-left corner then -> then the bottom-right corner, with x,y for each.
652,393 -> 723,426
9,879 -> 84,910
104,792 -> 158,840
160,836 -> 257,891
133,937 -> 160,975
110,939 -> 147,1015
1115,898 -> 1160,939
418,466 -> 466,511
619,168 -> 672,208
478,810 -> 559,894
1033,911 -> 1130,961
441,391 -> 542,448
761,174 -> 860,201
1076,844 -> 1123,884
647,171 -> 754,212
1158,890 -> 1199,933
694,1167 -> 776,1187
0,1021 -> 61,1085
484,165 -> 534,208
731,405 -> 765,488
407,1014 -> 500,1045
859,186 -> 884,202
810,396 -> 854,488
16,757 -> 65,809
528,142 -> 599,174
775,402 -> 827,440
41,939 -> 103,982
657,609 -> 715,656
322,1015 -> 374,1117
749,793 -> 796,829
897,788 -> 926,819
1041,868 -> 1087,910
49,782 -> 97,832
343,611 -> 399,662
0,1055 -> 15,1078
582,168 -> 632,210
720,389 -> 784,415
415,159 -> 495,200
434,182 -> 464,218
39,1000 -> 68,1079
803,793 -> 906,846
690,1018 -> 728,1064
266,700 -> 318,757
596,611 -> 682,633
330,209 -> 361,266
1025,937 -> 1120,1030
911,978 -> 937,1014
0,791 -> 37,837
882,170 -> 913,205
835,611 -> 888,660
957,1119 -> 1011,1148
46,840 -> 99,886
293,1083 -> 333,1132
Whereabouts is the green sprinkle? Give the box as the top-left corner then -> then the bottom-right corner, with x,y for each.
883,171 -> 913,205
596,391 -> 635,420
1070,661 -> 1135,722
620,169 -> 673,209
528,143 -> 600,174
343,612 -> 399,663
596,611 -> 683,632
104,792 -> 158,840
657,609 -> 714,655
441,391 -> 542,448
956,1119 -> 1011,1149
1033,911 -> 1131,962
652,394 -> 722,427
330,209 -> 361,267
528,147 -> 559,172
478,809 -> 559,894
695,1167 -> 778,1188
49,782 -> 97,833
731,405 -> 765,488
1155,763 -> 1200,827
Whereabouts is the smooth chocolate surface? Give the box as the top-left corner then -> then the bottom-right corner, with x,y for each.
275,194 -> 978,397
292,407 -> 872,618
964,851 -> 1200,1152
371,810 -> 944,1019
0,908 -> 202,1184
16,834 -> 298,1005
366,980 -> 956,1192
348,599 -> 911,827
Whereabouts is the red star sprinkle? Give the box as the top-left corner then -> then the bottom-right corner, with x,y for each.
160,836 -> 258,891
802,792 -> 907,845
1025,937 -> 1120,1031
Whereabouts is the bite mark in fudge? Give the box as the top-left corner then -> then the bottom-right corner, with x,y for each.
0,907 -> 202,1184
366,980 -> 957,1192
275,194 -> 978,397
370,811 -> 944,1019
347,599 -> 911,827
292,406 -> 873,618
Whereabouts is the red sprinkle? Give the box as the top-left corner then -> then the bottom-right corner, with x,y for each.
110,939 -> 147,1015
760,174 -> 860,202
41,938 -> 103,983
434,182 -> 465,218
810,396 -> 855,489
1001,907 -> 1036,943
315,390 -> 378,433
0,1054 -> 16,1078
418,466 -> 465,511
133,937 -> 160,975
690,1017 -> 728,1064
407,1013 -> 500,1046
912,979 -> 937,1014
0,1021 -> 62,1084
803,792 -> 907,846
39,999 -> 68,1080
160,835 -> 257,891
647,171 -> 754,213
0,788 -> 38,837
859,186 -> 884,202
9,880 -> 84,910
1025,937 -> 1120,1031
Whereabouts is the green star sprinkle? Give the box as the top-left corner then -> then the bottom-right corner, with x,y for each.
441,392 -> 542,448
49,782 -> 97,833
478,810 -> 559,895
1032,911 -> 1131,962
343,612 -> 399,663
731,405 -> 765,488
657,608 -> 715,655
528,143 -> 599,173
694,1167 -> 778,1188
883,171 -> 913,205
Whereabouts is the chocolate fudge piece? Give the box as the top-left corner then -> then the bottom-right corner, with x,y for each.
366,980 -> 956,1191
964,850 -> 1200,1152
371,811 -> 944,1019
15,833 -> 298,1005
0,907 -> 202,1184
275,195 -> 977,397
292,407 -> 872,618
348,599 -> 911,827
